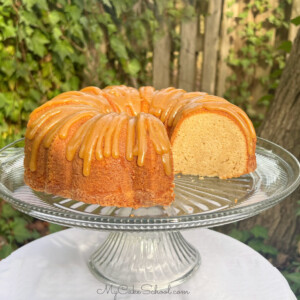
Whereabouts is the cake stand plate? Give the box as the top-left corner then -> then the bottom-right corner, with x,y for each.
0,138 -> 299,290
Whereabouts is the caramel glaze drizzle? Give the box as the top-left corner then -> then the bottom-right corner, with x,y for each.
26,85 -> 255,177
26,106 -> 172,176
149,88 -> 185,119
26,105 -> 101,172
30,90 -> 112,119
139,86 -> 155,105
102,85 -> 142,116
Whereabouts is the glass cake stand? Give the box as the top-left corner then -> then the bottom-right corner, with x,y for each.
0,138 -> 299,290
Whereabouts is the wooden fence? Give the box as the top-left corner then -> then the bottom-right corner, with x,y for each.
152,0 -> 300,102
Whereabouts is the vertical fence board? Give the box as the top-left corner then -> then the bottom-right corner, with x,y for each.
153,22 -> 171,89
289,0 -> 300,43
151,0 -> 293,95
201,0 -> 223,94
178,18 -> 198,91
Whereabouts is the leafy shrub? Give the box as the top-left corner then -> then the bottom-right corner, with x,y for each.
283,266 -> 300,297
224,0 -> 292,127
0,0 -> 189,147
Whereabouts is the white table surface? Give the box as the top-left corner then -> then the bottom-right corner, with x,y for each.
0,228 -> 296,300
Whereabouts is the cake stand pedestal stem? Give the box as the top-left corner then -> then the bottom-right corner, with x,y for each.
88,231 -> 200,290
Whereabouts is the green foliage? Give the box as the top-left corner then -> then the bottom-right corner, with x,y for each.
229,225 -> 278,256
285,270 -> 300,284
282,261 -> 300,296
224,0 -> 292,127
0,202 -> 41,259
0,0 -> 187,148
291,16 -> 300,26
278,40 -> 292,53
49,223 -> 63,233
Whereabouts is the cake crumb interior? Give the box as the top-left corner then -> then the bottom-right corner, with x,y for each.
172,113 -> 247,179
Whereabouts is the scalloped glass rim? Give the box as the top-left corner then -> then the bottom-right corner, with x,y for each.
0,137 -> 299,230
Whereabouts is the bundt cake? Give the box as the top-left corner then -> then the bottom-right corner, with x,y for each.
24,85 -> 256,208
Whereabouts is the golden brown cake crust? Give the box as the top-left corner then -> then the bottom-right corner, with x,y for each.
25,124 -> 174,209
24,86 -> 257,208
24,87 -> 174,208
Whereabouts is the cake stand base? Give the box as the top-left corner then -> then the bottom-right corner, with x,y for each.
88,231 -> 200,290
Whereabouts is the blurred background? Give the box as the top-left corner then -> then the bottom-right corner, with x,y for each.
0,0 -> 299,297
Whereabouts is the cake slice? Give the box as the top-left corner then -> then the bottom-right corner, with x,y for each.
168,98 -> 256,179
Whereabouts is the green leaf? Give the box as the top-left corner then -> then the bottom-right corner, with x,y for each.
29,89 -> 41,102
110,36 -> 128,59
2,24 -> 16,39
229,229 -> 243,240
0,244 -> 14,259
19,11 -> 41,27
258,94 -> 272,106
34,31 -> 50,45
68,76 -> 80,90
229,229 -> 250,243
227,27 -> 234,34
49,11 -> 62,25
248,239 -> 278,256
65,5 -> 82,22
250,225 -> 268,239
1,203 -> 18,218
107,23 -> 117,35
182,5 -> 195,19
291,16 -> 300,26
0,93 -> 6,108
285,272 -> 300,284
278,41 -> 292,53
102,0 -> 112,8
226,11 -> 234,18
112,1 -> 127,17
240,59 -> 251,68
36,0 -> 48,10
12,218 -> 32,243
227,0 -> 235,8
248,239 -> 265,252
31,230 -> 41,239
1,59 -> 16,77
69,24 -> 85,43
0,0 -> 12,8
270,69 -> 282,79
53,27 -> 62,40
259,244 -> 278,256
238,11 -> 248,19
22,0 -> 36,10
49,223 -> 63,233
27,31 -> 50,57
127,59 -> 141,76
24,99 -> 37,111
52,40 -> 74,61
